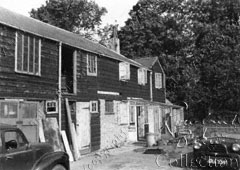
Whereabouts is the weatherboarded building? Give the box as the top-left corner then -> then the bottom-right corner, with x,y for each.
0,6 -> 183,154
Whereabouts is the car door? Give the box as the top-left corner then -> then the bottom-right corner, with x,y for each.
2,129 -> 34,170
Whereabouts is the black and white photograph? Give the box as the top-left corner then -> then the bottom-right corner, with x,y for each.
0,0 -> 240,169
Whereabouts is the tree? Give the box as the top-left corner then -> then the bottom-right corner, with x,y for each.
119,0 -> 240,119
30,0 -> 107,39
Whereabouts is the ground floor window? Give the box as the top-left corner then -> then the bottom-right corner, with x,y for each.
105,100 -> 114,114
129,106 -> 136,126
0,101 -> 38,119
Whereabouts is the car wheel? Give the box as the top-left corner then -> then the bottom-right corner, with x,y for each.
52,165 -> 66,170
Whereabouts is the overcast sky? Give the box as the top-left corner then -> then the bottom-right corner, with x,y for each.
0,0 -> 138,27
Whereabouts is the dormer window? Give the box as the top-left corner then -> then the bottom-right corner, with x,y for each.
119,62 -> 130,81
138,68 -> 147,85
155,73 -> 163,89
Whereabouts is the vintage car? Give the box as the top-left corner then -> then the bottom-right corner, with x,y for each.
0,124 -> 69,170
193,126 -> 240,169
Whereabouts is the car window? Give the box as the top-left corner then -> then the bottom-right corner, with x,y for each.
4,131 -> 27,153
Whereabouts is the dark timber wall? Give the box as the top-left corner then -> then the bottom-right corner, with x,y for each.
76,50 -> 151,101
0,24 -> 58,100
152,62 -> 166,103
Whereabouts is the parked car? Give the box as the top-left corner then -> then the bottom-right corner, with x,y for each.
193,126 -> 240,169
0,123 -> 69,170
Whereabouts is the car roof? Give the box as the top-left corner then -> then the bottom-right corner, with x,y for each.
0,123 -> 18,130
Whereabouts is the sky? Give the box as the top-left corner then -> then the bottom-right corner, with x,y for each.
0,0 -> 138,27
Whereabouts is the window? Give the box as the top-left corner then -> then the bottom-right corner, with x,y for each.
0,101 -> 38,119
0,101 -> 18,118
105,101 -> 114,114
15,32 -> 41,75
4,131 -> 27,153
90,101 -> 98,113
46,100 -> 58,114
155,73 -> 162,89
129,106 -> 136,126
87,54 -> 97,76
138,68 -> 147,85
119,62 -> 130,81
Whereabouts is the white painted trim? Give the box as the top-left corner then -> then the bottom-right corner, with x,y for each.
87,54 -> 97,76
58,42 -> 62,130
27,36 -> 30,72
38,39 -> 41,76
73,50 -> 77,94
90,101 -> 98,113
14,32 -> 18,72
46,100 -> 58,114
97,91 -> 120,96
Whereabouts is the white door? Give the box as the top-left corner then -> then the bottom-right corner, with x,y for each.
76,102 -> 91,151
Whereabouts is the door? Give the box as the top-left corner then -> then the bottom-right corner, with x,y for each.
153,107 -> 160,133
76,102 -> 91,154
137,106 -> 144,140
2,129 -> 34,170
0,101 -> 39,143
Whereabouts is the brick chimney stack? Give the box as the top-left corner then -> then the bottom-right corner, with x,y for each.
107,24 -> 120,54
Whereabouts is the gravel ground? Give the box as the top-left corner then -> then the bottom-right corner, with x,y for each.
70,142 -> 193,170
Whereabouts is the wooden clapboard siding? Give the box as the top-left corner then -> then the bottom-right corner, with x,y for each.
91,113 -> 101,151
0,24 -> 59,100
75,50 -> 151,101
152,62 -> 166,103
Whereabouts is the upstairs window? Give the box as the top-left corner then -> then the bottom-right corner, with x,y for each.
15,32 -> 41,75
138,68 -> 147,85
119,62 -> 130,81
155,73 -> 163,89
87,54 -> 97,76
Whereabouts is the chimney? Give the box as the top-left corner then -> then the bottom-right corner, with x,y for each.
107,24 -> 120,54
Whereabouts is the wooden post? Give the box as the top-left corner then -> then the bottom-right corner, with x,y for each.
65,98 -> 80,160
58,42 -> 62,130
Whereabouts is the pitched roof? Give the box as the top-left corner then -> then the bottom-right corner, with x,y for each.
134,57 -> 159,68
0,6 -> 143,68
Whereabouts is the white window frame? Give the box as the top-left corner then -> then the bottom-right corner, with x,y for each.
155,73 -> 162,89
15,32 -> 41,76
46,100 -> 58,114
87,54 -> 97,76
90,101 -> 98,113
119,62 -> 130,81
138,68 -> 147,85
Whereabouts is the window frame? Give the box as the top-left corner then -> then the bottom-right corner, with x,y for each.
129,106 -> 136,126
105,100 -> 114,115
155,73 -> 163,89
119,62 -> 130,81
138,68 -> 147,85
3,129 -> 28,153
15,32 -> 41,76
87,54 -> 97,76
46,100 -> 58,114
90,101 -> 98,113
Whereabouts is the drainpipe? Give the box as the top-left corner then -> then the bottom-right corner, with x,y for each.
150,71 -> 153,102
58,42 -> 62,130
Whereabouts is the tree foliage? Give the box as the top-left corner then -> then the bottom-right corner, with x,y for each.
119,0 -> 240,119
30,0 -> 107,39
